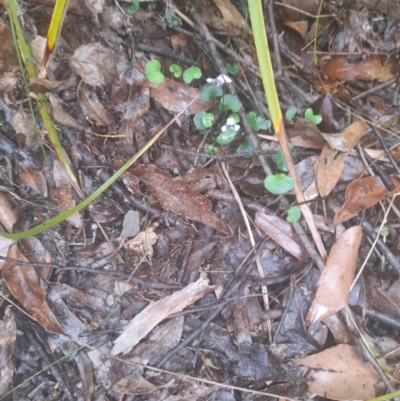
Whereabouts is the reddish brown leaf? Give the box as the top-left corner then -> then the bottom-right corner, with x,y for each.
149,79 -> 212,115
19,167 -> 48,197
334,176 -> 389,225
0,193 -> 16,233
129,164 -> 230,234
111,275 -> 217,355
316,120 -> 368,197
323,58 -> 393,82
2,245 -> 64,335
255,211 -> 307,261
306,226 -> 362,323
293,344 -> 381,400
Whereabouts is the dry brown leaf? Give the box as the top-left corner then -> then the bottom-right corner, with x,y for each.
280,0 -> 319,21
70,43 -> 118,87
0,306 -> 16,396
293,344 -> 381,400
77,82 -> 112,126
306,226 -> 362,323
48,94 -> 84,129
316,120 -> 368,197
19,167 -> 48,197
323,58 -> 393,82
255,211 -> 307,261
10,110 -> 37,149
334,176 -> 389,225
0,20 -> 18,74
0,193 -> 16,233
53,159 -> 82,229
149,79 -> 212,115
111,274 -> 217,355
283,20 -> 308,39
128,164 -> 230,234
125,226 -> 158,256
2,245 -> 64,334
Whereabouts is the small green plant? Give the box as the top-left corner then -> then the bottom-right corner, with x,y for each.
271,143 -> 295,172
247,111 -> 271,132
203,144 -> 218,155
193,111 -> 214,133
145,59 -> 165,84
134,51 -> 141,58
286,205 -> 301,222
304,107 -> 322,125
220,94 -> 241,113
173,167 -> 179,175
226,63 -> 240,74
216,117 -> 240,145
127,0 -> 139,13
169,64 -> 182,78
264,174 -> 295,195
285,107 -> 297,121
380,229 -> 389,238
200,83 -> 223,101
165,6 -> 181,27
183,66 -> 202,84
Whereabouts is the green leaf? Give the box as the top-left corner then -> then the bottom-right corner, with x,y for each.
145,60 -> 165,84
226,63 -> 239,74
271,144 -> 295,172
286,206 -> 301,222
285,107 -> 297,121
228,113 -> 240,123
200,83 -> 223,101
304,107 -> 322,125
165,6 -> 181,27
134,51 -> 141,58
380,229 -> 389,238
217,128 -> 238,145
127,0 -> 139,13
193,112 -> 206,131
183,66 -> 202,84
264,174 -> 295,195
203,144 -> 218,155
169,64 -> 182,78
173,167 -> 179,175
247,111 -> 271,132
202,112 -> 214,128
220,94 -> 240,112
237,137 -> 254,153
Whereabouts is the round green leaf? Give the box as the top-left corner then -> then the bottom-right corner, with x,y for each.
380,229 -> 389,238
220,94 -> 240,112
217,128 -> 238,145
127,0 -> 139,13
271,149 -> 287,172
169,64 -> 182,78
304,107 -> 322,125
228,113 -> 240,123
247,111 -> 271,132
237,137 -> 254,154
203,144 -> 218,155
200,83 -> 223,101
183,66 -> 202,84
264,174 -> 295,195
285,107 -> 297,121
193,112 -> 206,131
226,63 -> 239,74
145,60 -> 165,84
202,112 -> 214,128
286,206 -> 301,222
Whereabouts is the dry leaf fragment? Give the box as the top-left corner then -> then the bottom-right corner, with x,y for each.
255,211 -> 307,261
293,344 -> 381,400
19,167 -> 48,197
2,245 -> 64,335
306,226 -> 362,323
70,43 -> 118,87
316,120 -> 368,197
111,275 -> 217,355
0,306 -> 16,395
324,58 -> 393,82
125,226 -> 158,256
129,164 -> 230,234
149,79 -> 212,115
334,176 -> 389,225
0,193 -> 16,233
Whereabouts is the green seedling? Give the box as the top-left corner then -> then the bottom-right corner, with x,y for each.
169,64 -> 182,78
134,51 -> 141,58
247,111 -> 271,132
285,107 -> 297,121
145,59 -> 165,84
183,66 -> 202,84
304,107 -> 322,125
286,205 -> 301,222
380,229 -> 389,238
193,111 -> 214,133
228,113 -> 240,123
203,144 -> 218,155
271,143 -> 295,172
200,83 -> 223,101
173,167 -> 179,175
264,173 -> 295,195
165,6 -> 181,27
219,94 -> 241,113
226,63 -> 239,74
127,0 -> 139,13
217,117 -> 240,145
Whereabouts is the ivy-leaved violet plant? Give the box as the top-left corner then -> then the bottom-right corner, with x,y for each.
145,59 -> 165,84
304,107 -> 322,125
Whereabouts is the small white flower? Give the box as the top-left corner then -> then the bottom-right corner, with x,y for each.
221,117 -> 240,132
206,74 -> 232,86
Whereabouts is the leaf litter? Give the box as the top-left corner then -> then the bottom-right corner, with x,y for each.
1,0 -> 400,400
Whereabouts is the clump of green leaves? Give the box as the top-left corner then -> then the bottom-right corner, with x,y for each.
304,107 -> 322,125
145,60 -> 165,84
169,64 -> 182,78
264,174 -> 295,195
193,111 -> 215,134
203,144 -> 218,155
127,0 -> 139,13
247,111 -> 271,132
200,83 -> 223,101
